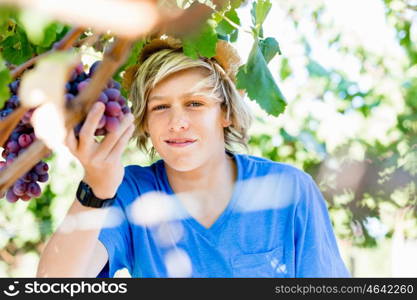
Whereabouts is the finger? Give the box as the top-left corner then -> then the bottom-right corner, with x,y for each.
97,113 -> 134,157
78,102 -> 105,153
65,127 -> 78,154
105,124 -> 135,161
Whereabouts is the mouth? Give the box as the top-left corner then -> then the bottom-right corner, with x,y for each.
164,138 -> 197,148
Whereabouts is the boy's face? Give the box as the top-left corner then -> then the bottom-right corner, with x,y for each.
145,67 -> 231,171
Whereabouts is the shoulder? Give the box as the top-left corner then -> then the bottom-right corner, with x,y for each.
235,152 -> 311,183
115,161 -> 163,205
233,153 -> 316,212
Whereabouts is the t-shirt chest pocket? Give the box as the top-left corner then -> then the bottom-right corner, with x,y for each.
231,247 -> 287,278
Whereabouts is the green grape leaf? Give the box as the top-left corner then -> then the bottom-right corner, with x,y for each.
0,27 -> 34,65
182,20 -> 218,59
280,57 -> 291,80
230,28 -> 239,42
230,0 -> 244,9
38,23 -> 59,48
307,59 -> 328,77
237,40 -> 286,117
0,56 -> 11,107
215,9 -> 240,36
123,39 -> 146,69
0,17 -> 17,43
259,37 -> 281,64
251,0 -> 272,28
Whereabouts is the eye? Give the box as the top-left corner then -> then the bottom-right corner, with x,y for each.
188,101 -> 203,107
152,104 -> 168,111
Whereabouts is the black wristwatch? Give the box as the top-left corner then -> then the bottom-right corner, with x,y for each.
76,181 -> 116,208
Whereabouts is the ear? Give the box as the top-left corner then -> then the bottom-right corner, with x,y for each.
143,119 -> 150,136
221,116 -> 232,128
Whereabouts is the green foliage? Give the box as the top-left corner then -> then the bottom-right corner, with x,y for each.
237,40 -> 286,116
182,20 -> 218,59
0,54 -> 11,106
0,26 -> 34,65
259,37 -> 281,64
251,0 -> 271,37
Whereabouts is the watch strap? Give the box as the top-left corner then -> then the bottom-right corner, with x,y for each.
76,181 -> 116,208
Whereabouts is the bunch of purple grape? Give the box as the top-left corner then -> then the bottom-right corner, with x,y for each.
0,61 -> 130,203
0,80 -> 47,202
70,61 -> 131,136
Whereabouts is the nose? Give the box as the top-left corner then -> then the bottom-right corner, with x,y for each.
168,107 -> 189,132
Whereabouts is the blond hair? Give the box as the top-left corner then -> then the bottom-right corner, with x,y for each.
129,48 -> 253,159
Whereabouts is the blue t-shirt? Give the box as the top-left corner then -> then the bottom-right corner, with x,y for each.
97,151 -> 350,278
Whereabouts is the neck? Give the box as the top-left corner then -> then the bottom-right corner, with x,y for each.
164,150 -> 236,194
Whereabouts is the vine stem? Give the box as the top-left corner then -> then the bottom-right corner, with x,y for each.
212,9 -> 253,36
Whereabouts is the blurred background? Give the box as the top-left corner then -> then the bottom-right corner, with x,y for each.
0,0 -> 416,277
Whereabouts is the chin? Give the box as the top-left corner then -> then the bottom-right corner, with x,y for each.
158,150 -> 204,172
165,156 -> 202,172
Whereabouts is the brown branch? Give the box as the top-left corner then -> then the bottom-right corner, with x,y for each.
53,27 -> 86,50
66,38 -> 132,126
0,106 -> 27,147
0,140 -> 50,196
11,27 -> 85,79
0,38 -> 132,196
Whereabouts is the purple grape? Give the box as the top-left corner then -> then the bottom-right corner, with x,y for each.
89,61 -> 101,77
13,180 -> 27,197
76,72 -> 88,83
105,116 -> 119,132
17,148 -> 27,156
97,115 -> 106,129
95,128 -> 106,136
0,108 -> 13,119
112,81 -> 121,90
70,70 -> 78,82
24,171 -> 38,182
74,123 -> 82,137
38,173 -> 49,183
122,106 -> 131,114
18,133 -> 33,148
97,92 -> 108,104
35,161 -> 49,175
1,149 -> 8,159
6,153 -> 17,166
6,140 -> 20,153
0,161 -> 6,170
65,93 -> 75,103
20,194 -> 31,201
9,80 -> 20,95
6,189 -> 19,203
6,95 -> 20,109
10,131 -> 20,141
65,82 -> 72,92
21,110 -> 33,125
105,101 -> 121,117
104,88 -> 120,102
70,82 -> 79,95
27,182 -> 41,198
77,79 -> 90,92
75,63 -> 84,75
117,96 -> 127,107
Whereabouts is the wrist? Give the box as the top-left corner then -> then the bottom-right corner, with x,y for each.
76,181 -> 116,208
82,176 -> 116,199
